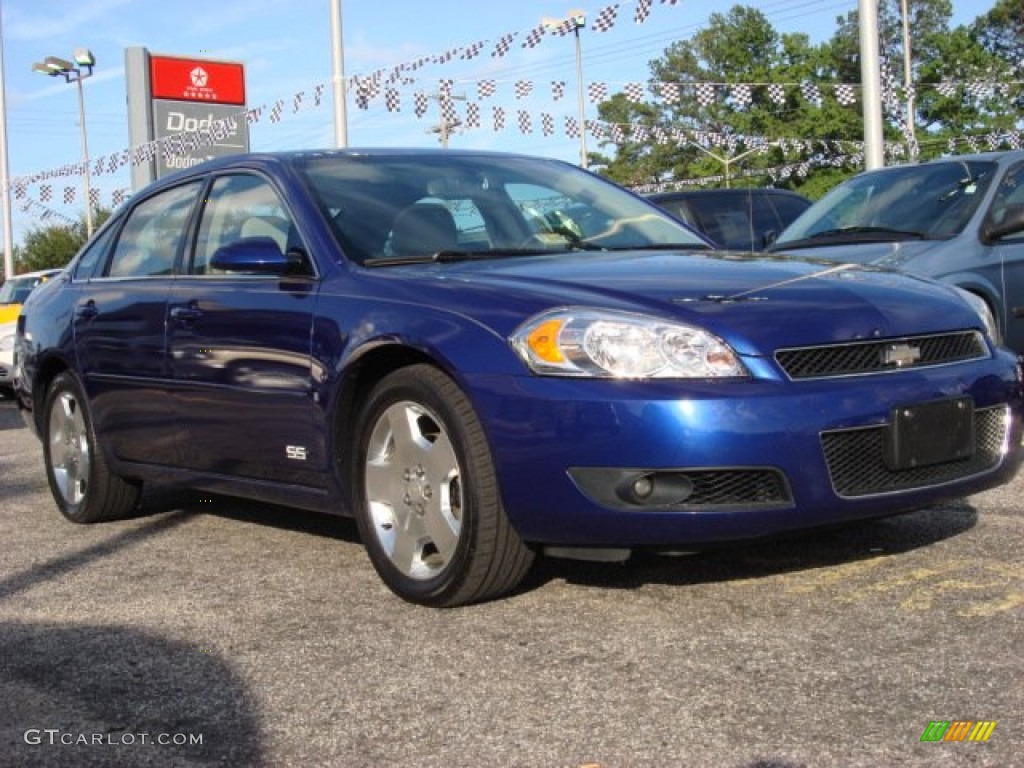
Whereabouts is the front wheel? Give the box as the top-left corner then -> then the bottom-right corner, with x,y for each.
42,371 -> 141,523
353,365 -> 534,607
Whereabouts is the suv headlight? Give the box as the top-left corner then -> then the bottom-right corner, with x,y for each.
511,308 -> 748,379
0,332 -> 14,352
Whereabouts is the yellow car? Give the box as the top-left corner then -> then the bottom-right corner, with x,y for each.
0,269 -> 61,396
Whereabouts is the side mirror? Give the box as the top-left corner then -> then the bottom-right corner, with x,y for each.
762,229 -> 778,248
210,237 -> 292,274
982,204 -> 1024,243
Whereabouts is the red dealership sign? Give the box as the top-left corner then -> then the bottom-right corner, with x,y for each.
150,56 -> 246,105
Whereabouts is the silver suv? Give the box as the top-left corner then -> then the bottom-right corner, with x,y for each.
769,151 -> 1024,354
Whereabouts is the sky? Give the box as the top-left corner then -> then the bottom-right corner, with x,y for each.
0,0 -> 996,242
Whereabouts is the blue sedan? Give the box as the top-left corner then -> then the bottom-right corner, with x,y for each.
15,149 -> 1023,606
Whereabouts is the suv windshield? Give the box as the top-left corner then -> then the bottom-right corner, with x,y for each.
775,160 -> 998,247
294,153 -> 707,265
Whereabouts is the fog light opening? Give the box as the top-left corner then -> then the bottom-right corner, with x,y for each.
617,472 -> 696,507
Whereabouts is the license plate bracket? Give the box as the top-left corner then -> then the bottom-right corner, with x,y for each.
885,397 -> 975,471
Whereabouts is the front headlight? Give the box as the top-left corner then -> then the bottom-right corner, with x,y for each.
510,308 -> 748,379
0,333 -> 14,352
956,289 -> 1000,345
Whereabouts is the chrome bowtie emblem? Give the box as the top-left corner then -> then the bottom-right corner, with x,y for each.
882,342 -> 922,368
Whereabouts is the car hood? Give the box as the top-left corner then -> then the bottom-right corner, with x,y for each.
381,249 -> 983,356
768,238 -> 948,269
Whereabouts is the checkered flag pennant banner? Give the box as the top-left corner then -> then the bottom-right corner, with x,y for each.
385,88 -> 401,113
551,81 -> 566,101
592,4 -> 619,32
589,121 -> 607,140
63,186 -> 75,204
800,82 -> 823,108
517,110 -> 532,134
13,183 -> 26,200
635,0 -> 653,24
935,80 -> 958,98
292,91 -> 304,113
439,78 -> 454,98
541,113 -> 555,137
493,106 -> 505,131
89,189 -> 100,207
834,83 -> 856,106
441,97 -> 458,123
466,102 -> 481,129
515,80 -> 534,99
624,82 -> 645,103
269,99 -> 285,123
695,82 -> 716,107
587,82 -> 608,103
767,83 -> 786,105
414,91 -> 429,118
112,189 -> 128,207
565,116 -> 580,138
522,25 -> 545,49
550,18 -> 578,36
491,33 -> 516,57
632,123 -> 649,143
966,80 -> 994,101
659,82 -> 680,103
461,41 -> 485,60
730,83 -> 752,108
661,0 -> 680,4
478,80 -> 497,100
609,123 -> 625,142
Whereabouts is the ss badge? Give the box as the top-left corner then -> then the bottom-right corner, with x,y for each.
286,445 -> 308,461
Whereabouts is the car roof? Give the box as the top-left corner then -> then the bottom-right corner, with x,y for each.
5,268 -> 62,282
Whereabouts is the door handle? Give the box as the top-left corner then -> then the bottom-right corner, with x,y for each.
170,305 -> 202,322
75,301 -> 98,320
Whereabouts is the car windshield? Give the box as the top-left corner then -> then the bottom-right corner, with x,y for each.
0,278 -> 38,305
294,153 -> 708,265
775,160 -> 998,246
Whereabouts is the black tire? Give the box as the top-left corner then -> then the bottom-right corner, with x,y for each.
42,371 -> 141,523
353,365 -> 534,607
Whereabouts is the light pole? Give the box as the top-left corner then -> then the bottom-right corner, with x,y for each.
543,11 -> 588,169
32,49 -> 96,237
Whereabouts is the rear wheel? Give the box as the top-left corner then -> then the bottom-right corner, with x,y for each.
353,365 -> 534,606
43,372 -> 141,523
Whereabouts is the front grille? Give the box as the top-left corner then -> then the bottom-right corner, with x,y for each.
776,331 -> 987,380
821,405 -> 1007,498
683,470 -> 790,508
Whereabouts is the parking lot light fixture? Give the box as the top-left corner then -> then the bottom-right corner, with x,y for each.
31,49 -> 96,236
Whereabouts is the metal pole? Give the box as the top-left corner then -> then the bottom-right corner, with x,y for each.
574,25 -> 588,169
900,0 -> 917,160
858,0 -> 885,169
329,0 -> 348,147
76,76 -> 94,238
0,8 -> 15,279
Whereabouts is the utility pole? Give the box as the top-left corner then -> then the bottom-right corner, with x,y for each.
900,0 -> 918,160
859,0 -> 885,169
329,0 -> 348,147
428,93 -> 465,148
0,10 -> 14,279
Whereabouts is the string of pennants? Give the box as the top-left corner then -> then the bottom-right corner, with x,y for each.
354,77 -> 1024,115
12,73 -> 1021,194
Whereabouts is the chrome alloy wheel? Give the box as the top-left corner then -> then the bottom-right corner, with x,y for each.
363,400 -> 464,581
48,389 -> 91,506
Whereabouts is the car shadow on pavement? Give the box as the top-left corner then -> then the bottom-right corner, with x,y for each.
0,620 -> 263,767
524,501 -> 979,594
0,399 -> 24,431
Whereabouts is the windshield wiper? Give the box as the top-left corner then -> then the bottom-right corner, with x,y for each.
770,226 -> 928,250
364,248 -> 551,267
602,242 -> 713,251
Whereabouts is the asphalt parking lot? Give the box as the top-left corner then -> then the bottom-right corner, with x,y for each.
0,396 -> 1020,768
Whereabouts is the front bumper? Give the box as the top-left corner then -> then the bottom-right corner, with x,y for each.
468,352 -> 1023,547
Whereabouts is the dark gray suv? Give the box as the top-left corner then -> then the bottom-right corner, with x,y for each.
648,188 -> 810,251
769,151 -> 1024,354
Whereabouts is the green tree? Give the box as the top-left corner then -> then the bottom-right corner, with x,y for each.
594,5 -> 863,194
16,208 -> 110,273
